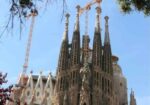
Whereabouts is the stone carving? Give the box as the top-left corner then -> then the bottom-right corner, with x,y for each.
79,56 -> 91,105
80,57 -> 90,90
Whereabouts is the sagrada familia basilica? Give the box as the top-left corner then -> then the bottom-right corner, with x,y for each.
7,4 -> 137,105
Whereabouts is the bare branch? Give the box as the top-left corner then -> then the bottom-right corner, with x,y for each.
0,0 -> 69,38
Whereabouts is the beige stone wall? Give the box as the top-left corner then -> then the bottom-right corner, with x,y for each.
113,62 -> 128,105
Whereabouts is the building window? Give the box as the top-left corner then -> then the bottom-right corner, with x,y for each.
60,78 -> 63,90
96,72 -> 98,86
108,80 -> 110,94
102,77 -> 104,91
120,83 -> 122,86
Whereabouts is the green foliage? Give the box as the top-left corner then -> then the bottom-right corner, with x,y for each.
117,0 -> 150,16
10,0 -> 37,18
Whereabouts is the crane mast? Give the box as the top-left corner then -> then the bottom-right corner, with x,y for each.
85,8 -> 89,35
79,0 -> 102,35
23,11 -> 38,75
6,10 -> 38,105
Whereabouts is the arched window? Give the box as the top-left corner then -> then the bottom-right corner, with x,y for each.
102,77 -> 104,91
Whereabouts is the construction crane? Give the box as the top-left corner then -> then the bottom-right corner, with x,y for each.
17,9 -> 38,87
23,9 -> 38,75
79,0 -> 102,14
79,0 -> 102,59
79,0 -> 102,35
6,10 -> 38,105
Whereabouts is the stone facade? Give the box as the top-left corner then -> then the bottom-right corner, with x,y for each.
7,5 -> 137,105
112,56 -> 128,105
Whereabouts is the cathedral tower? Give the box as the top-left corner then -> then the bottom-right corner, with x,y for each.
91,6 -> 103,105
102,16 -> 113,105
53,5 -> 127,105
92,7 -> 102,67
55,13 -> 70,104
70,5 -> 81,66
9,4 -> 136,105
68,5 -> 81,105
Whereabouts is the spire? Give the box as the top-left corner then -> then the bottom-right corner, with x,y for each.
95,7 -> 101,33
70,5 -> 81,66
74,5 -> 80,32
92,6 -> 102,67
104,16 -> 110,44
103,16 -> 112,74
130,89 -> 137,105
57,13 -> 70,72
62,13 -> 70,41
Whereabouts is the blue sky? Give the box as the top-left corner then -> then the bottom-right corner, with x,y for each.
0,0 -> 150,105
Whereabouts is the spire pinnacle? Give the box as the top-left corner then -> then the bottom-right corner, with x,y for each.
130,89 -> 136,105
104,16 -> 110,44
95,6 -> 101,33
63,13 -> 70,41
131,88 -> 134,96
74,5 -> 80,31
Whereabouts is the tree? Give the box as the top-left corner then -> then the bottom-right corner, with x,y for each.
0,72 -> 13,104
117,0 -> 150,15
0,0 -> 67,38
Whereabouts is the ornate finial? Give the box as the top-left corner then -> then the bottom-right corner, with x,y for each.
131,88 -> 134,95
76,5 -> 80,14
65,13 -> 70,23
95,7 -> 101,33
105,16 -> 109,25
65,13 -> 70,30
74,5 -> 80,31
104,16 -> 110,44
63,13 -> 70,41
66,13 -> 70,17
105,16 -> 109,20
96,6 -> 102,15
104,16 -> 109,26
